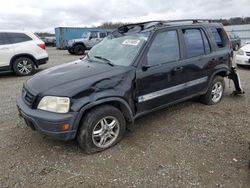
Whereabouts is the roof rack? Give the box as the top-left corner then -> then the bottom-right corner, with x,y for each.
158,19 -> 213,24
116,19 -> 214,34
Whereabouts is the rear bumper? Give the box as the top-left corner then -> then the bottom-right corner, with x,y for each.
16,96 -> 78,140
36,57 -> 49,66
235,55 -> 250,65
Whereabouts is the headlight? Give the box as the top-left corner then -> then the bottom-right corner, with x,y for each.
37,96 -> 70,113
237,49 -> 244,56
67,40 -> 73,46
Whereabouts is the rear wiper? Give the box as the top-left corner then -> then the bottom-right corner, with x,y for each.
94,56 -> 114,66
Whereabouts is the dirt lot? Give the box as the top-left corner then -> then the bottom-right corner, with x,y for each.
0,47 -> 250,187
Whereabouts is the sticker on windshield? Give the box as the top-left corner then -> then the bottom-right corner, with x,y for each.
122,39 -> 140,46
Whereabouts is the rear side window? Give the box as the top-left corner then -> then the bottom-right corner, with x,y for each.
183,29 -> 205,58
147,30 -> 180,65
0,33 -> 11,45
183,29 -> 211,58
209,28 -> 227,48
7,33 -> 32,44
99,33 -> 107,38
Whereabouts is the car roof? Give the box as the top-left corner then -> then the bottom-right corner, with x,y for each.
0,30 -> 34,34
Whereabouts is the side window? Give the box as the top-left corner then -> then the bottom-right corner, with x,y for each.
99,32 -> 106,38
209,28 -> 227,48
147,30 -> 180,65
7,33 -> 32,44
0,33 -> 11,45
90,32 -> 98,39
183,29 -> 205,58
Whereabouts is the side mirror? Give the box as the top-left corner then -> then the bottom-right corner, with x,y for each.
142,64 -> 158,71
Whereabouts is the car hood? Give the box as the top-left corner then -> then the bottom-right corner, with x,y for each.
241,44 -> 250,51
25,59 -> 134,98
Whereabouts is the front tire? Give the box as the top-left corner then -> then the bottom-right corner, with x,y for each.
77,105 -> 126,154
74,44 -> 85,55
13,57 -> 35,76
68,49 -> 75,55
200,76 -> 225,105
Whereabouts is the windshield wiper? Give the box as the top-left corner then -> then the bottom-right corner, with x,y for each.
94,56 -> 114,66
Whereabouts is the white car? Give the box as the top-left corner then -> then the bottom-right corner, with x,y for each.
235,42 -> 250,66
0,31 -> 48,76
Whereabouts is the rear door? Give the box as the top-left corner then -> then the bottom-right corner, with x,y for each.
135,29 -> 188,113
7,32 -> 33,55
0,32 -> 14,67
208,27 -> 231,73
180,27 -> 212,95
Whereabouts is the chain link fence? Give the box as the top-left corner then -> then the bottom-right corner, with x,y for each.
225,24 -> 250,46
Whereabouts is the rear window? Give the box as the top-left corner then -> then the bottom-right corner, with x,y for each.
183,29 -> 210,58
209,28 -> 227,48
7,33 -> 32,44
0,33 -> 11,45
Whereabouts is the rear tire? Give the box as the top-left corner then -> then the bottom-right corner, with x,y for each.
200,76 -> 225,105
74,44 -> 85,55
77,105 -> 126,154
13,57 -> 35,76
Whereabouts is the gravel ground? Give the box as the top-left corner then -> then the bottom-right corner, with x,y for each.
0,47 -> 250,188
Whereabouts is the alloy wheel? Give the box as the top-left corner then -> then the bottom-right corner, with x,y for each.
17,60 -> 33,75
92,116 -> 120,148
211,82 -> 223,103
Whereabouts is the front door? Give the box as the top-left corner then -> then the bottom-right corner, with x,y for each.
135,30 -> 188,113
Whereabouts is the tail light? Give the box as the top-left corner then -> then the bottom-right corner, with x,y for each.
37,43 -> 45,49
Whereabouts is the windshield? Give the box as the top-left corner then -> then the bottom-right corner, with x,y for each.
87,32 -> 149,66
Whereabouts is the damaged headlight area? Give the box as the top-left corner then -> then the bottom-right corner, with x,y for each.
37,96 -> 70,113
237,49 -> 245,56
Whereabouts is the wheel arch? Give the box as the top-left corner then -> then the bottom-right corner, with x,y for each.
207,68 -> 229,91
74,97 -> 134,132
10,53 -> 38,68
73,42 -> 86,49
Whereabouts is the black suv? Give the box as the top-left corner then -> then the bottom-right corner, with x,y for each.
17,20 -> 232,153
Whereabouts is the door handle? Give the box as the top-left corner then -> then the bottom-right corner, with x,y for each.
173,66 -> 183,72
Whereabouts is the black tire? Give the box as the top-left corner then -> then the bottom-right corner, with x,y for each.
13,57 -> 35,76
74,44 -> 85,55
77,105 -> 126,154
200,76 -> 225,105
67,49 -> 75,55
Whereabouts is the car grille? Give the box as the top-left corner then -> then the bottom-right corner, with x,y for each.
246,52 -> 250,56
22,87 -> 35,107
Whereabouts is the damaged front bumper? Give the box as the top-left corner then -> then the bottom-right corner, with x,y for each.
16,96 -> 78,140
